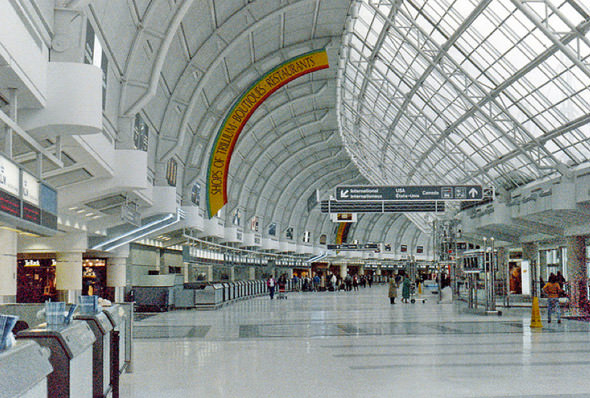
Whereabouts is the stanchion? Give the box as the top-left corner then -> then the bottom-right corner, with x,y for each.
111,330 -> 120,398
530,296 -> 543,328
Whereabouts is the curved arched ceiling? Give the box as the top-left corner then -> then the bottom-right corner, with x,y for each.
339,0 -> 590,192
94,0 -> 590,249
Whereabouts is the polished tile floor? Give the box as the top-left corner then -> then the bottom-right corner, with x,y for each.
121,285 -> 590,397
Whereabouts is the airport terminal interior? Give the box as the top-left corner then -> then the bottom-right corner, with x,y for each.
2,0 -> 590,397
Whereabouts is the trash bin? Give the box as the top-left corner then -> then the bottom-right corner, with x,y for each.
0,339 -> 53,398
74,312 -> 113,398
17,321 -> 96,398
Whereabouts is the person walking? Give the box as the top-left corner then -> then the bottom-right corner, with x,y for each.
267,276 -> 276,300
401,276 -> 411,303
353,275 -> 359,291
388,276 -> 398,304
345,273 -> 352,291
543,273 -> 564,323
330,273 -> 337,291
313,274 -> 320,291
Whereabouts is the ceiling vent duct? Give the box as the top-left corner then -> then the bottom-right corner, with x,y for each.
91,209 -> 184,252
305,251 -> 328,263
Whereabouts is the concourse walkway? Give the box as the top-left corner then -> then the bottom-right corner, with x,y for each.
122,286 -> 590,398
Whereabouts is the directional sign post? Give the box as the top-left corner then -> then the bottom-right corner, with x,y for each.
336,185 -> 483,201
327,243 -> 379,251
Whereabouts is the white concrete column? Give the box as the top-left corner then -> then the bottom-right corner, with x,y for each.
19,232 -> 88,303
207,265 -> 213,281
56,251 -> 83,303
359,265 -> 365,275
0,229 -> 18,303
376,266 -> 382,276
107,257 -> 127,302
249,267 -> 256,280
340,264 -> 347,278
183,262 -> 189,283
230,266 -> 235,281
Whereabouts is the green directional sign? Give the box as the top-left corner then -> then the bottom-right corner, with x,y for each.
336,185 -> 483,201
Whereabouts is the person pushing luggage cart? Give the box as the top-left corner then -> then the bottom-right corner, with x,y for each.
277,274 -> 288,299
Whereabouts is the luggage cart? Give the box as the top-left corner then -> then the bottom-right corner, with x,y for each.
405,261 -> 426,304
277,286 -> 287,300
409,282 -> 426,304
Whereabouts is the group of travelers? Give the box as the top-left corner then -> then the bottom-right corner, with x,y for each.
302,272 -> 373,292
388,273 -> 412,304
266,273 -> 288,299
267,272 -> 375,298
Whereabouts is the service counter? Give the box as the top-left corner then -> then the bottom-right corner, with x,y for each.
222,283 -> 230,302
237,281 -> 245,298
0,340 -> 53,398
229,282 -> 236,300
17,321 -> 96,398
174,289 -> 195,309
74,312 -> 112,398
132,274 -> 184,311
102,304 -> 132,375
194,284 -> 223,309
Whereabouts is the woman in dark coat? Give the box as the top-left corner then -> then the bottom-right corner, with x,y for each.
402,276 -> 411,303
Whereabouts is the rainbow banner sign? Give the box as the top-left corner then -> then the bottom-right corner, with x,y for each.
206,49 -> 329,218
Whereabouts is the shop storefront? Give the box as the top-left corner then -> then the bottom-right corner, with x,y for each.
17,253 -> 109,303
82,257 -> 107,297
17,254 -> 56,303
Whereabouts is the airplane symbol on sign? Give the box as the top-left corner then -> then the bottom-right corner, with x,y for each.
469,188 -> 478,198
340,189 -> 349,199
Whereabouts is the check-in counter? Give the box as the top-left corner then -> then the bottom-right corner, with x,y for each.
234,282 -> 240,299
74,312 -> 113,398
133,274 -> 184,311
0,340 -> 53,398
229,282 -> 236,300
102,304 -> 131,375
194,284 -> 223,309
17,321 -> 96,398
222,283 -> 230,302
237,281 -> 244,298
174,288 -> 196,309
247,281 -> 254,296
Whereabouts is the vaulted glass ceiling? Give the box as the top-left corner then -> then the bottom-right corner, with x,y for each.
338,0 -> 590,191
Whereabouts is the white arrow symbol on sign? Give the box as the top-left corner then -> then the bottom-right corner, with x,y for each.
468,188 -> 478,198
341,189 -> 349,199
